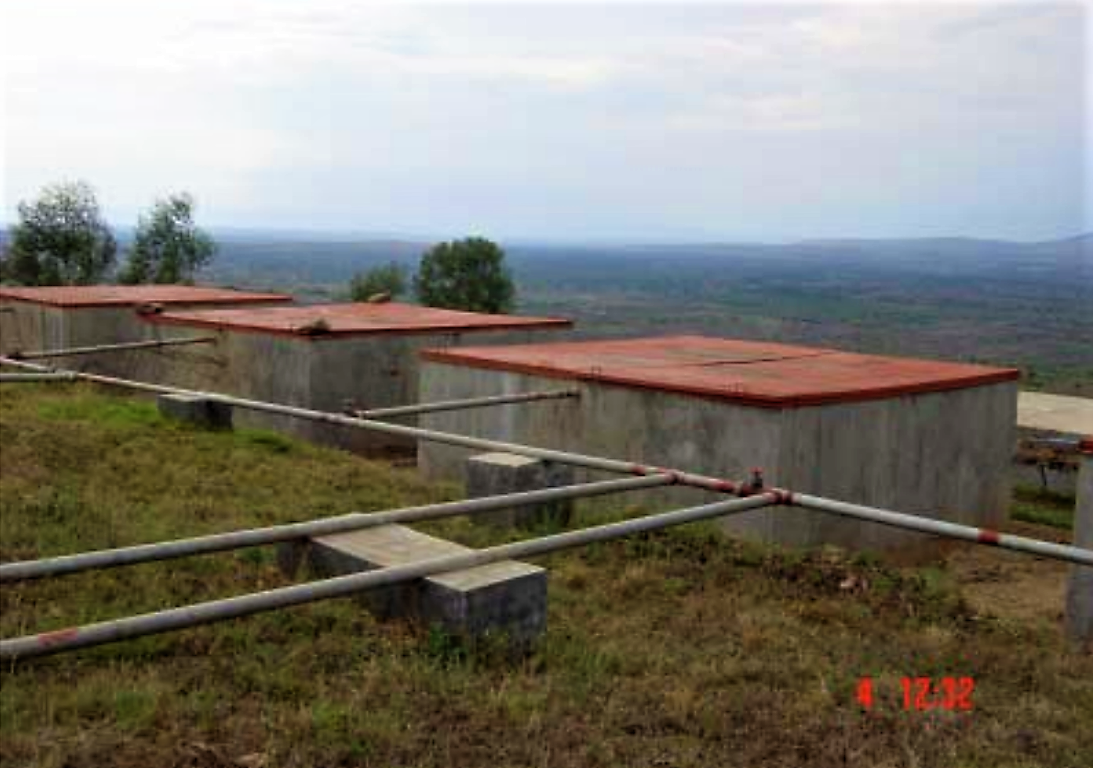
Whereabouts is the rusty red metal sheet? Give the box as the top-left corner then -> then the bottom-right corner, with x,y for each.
0,285 -> 292,308
421,335 -> 1020,407
146,302 -> 573,338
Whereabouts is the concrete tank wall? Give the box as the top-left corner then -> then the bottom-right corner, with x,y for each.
0,302 -> 178,377
143,323 -> 568,454
0,300 -> 278,378
417,360 -> 1017,553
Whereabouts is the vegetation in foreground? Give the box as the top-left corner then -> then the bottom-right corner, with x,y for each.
1,384 -> 1091,768
1011,485 -> 1078,531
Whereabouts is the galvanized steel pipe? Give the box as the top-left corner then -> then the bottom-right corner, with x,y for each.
0,493 -> 777,660
0,356 -> 751,494
0,475 -> 672,583
3,356 -> 1092,568
10,335 -> 217,361
794,494 -> 1093,566
354,388 -> 579,419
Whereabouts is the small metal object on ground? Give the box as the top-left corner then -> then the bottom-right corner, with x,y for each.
281,524 -> 546,651
1066,447 -> 1093,651
466,452 -> 575,528
157,394 -> 233,430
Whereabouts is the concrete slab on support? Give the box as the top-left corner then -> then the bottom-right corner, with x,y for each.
157,394 -> 234,430
281,523 -> 546,650
1018,393 -> 1093,437
466,452 -> 575,528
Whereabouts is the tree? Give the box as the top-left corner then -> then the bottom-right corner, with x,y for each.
349,261 -> 409,302
414,237 -> 515,313
7,181 -> 117,285
120,193 -> 215,284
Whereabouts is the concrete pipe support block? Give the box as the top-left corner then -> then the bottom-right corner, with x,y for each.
157,394 -> 234,430
280,524 -> 547,652
465,452 -> 575,529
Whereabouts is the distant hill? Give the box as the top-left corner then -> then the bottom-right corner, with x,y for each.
4,224 -> 1089,392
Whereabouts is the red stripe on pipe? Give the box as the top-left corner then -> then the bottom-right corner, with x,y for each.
977,529 -> 1001,545
38,627 -> 79,646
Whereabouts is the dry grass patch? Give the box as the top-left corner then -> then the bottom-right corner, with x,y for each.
1,383 -> 1091,767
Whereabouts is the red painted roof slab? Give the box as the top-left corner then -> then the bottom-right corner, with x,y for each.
0,285 -> 291,308
147,302 -> 573,339
421,335 -> 1020,408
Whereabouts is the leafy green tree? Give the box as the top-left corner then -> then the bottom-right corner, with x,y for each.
7,181 -> 117,285
414,237 -> 515,313
120,193 -> 215,284
349,261 -> 409,301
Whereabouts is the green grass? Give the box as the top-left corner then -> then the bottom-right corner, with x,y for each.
2,383 -> 1092,767
1011,485 -> 1076,531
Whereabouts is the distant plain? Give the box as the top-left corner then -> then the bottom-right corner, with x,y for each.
202,233 -> 1093,395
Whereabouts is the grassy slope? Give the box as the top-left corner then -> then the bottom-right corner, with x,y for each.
1,384 -> 1091,768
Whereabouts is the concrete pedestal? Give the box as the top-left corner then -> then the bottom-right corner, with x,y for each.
1065,452 -> 1092,651
280,524 -> 546,651
157,394 -> 233,430
465,452 -> 575,528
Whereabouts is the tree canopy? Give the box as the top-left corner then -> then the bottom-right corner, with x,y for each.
4,181 -> 117,285
120,193 -> 215,284
414,237 -> 515,314
349,261 -> 409,302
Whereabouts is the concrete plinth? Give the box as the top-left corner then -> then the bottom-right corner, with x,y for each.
280,524 -> 546,651
465,452 -> 575,528
1065,452 -> 1092,651
157,394 -> 233,430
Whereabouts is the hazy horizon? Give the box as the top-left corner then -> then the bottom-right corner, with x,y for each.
2,219 -> 1089,248
3,1 -> 1089,243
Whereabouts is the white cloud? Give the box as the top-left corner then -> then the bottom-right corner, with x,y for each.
1,0 -> 1086,239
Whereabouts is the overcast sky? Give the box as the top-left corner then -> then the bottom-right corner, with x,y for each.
1,0 -> 1088,242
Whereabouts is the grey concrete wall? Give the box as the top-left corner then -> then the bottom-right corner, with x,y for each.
0,303 -> 174,378
417,362 -> 783,530
776,382 -> 1016,551
142,323 -> 567,453
0,300 -> 283,381
310,328 -> 569,454
136,325 -> 315,441
418,360 -> 1017,554
1,303 -> 70,356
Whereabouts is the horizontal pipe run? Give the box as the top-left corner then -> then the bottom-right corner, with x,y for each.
10,336 -> 217,361
0,356 -> 751,495
794,495 -> 1093,566
0,494 -> 777,660
354,388 -> 580,419
0,474 -> 672,583
3,357 -> 1092,568
0,373 -> 80,383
